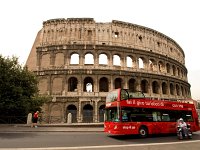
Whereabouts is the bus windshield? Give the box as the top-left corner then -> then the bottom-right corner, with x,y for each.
105,107 -> 120,122
106,89 -> 118,103
121,89 -> 145,100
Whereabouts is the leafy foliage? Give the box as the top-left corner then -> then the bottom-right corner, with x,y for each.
0,55 -> 47,117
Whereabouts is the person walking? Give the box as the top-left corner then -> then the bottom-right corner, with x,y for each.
32,111 -> 39,128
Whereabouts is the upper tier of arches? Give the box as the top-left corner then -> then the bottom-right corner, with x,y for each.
37,46 -> 188,81
39,18 -> 185,65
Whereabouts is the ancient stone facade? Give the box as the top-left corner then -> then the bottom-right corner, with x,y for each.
26,18 -> 191,123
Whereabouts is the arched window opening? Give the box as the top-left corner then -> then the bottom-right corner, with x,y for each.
83,104 -> 93,123
158,61 -> 164,72
180,70 -> 183,78
152,81 -> 159,94
84,77 -> 93,92
172,65 -> 176,76
99,54 -> 108,65
66,105 -> 77,123
70,53 -> 79,64
68,77 -> 78,92
138,57 -> 144,69
113,55 -> 121,66
162,82 -> 167,94
181,86 -> 184,96
99,105 -> 105,122
141,80 -> 148,93
149,59 -> 154,71
99,77 -> 109,92
114,78 -> 122,89
126,56 -> 132,67
176,84 -> 180,96
166,63 -> 170,73
170,83 -> 174,95
128,78 -> 136,92
85,53 -> 94,64
177,68 -> 180,77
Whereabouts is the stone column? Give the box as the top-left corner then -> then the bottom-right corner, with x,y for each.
94,100 -> 98,123
77,101 -> 82,123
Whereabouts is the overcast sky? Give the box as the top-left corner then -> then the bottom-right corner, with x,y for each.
0,0 -> 200,100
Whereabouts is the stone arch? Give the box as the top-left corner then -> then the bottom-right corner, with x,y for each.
152,81 -> 159,94
85,53 -> 94,64
82,104 -> 93,123
113,54 -> 121,66
38,78 -> 48,94
177,67 -> 180,77
99,53 -> 108,65
162,82 -> 168,94
181,86 -> 184,96
172,65 -> 176,76
83,77 -> 94,92
99,77 -> 109,92
99,104 -> 105,122
68,77 -> 78,92
50,104 -> 62,123
70,53 -> 79,64
166,63 -> 171,74
41,54 -> 50,68
141,79 -> 148,93
170,83 -> 175,95
114,77 -> 123,89
158,61 -> 164,72
138,57 -> 144,69
55,52 -> 64,66
128,78 -> 137,92
180,69 -> 183,78
126,56 -> 133,67
149,59 -> 156,71
176,84 -> 180,96
66,104 -> 77,123
52,77 -> 63,95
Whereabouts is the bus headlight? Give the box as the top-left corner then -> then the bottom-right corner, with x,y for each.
114,125 -> 118,130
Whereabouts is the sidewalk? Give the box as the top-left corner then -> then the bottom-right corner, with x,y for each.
0,123 -> 104,132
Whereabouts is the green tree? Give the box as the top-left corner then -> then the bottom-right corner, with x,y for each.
0,55 -> 47,117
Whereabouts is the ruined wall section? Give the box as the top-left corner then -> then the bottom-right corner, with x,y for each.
37,18 -> 185,65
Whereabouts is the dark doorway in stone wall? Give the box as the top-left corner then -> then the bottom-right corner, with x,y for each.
99,105 -> 105,122
83,104 -> 93,123
66,104 -> 77,123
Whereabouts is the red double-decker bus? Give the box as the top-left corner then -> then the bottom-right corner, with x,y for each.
104,88 -> 200,137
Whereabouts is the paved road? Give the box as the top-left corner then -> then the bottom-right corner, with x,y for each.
0,124 -> 200,150
0,128 -> 200,150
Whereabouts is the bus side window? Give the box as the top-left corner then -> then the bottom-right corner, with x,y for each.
152,112 -> 161,121
162,114 -> 170,121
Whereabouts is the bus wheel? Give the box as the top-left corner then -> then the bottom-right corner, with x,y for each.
139,126 -> 148,138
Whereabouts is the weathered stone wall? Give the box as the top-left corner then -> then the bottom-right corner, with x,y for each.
26,18 -> 191,123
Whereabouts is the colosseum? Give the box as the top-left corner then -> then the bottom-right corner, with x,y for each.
26,18 -> 191,123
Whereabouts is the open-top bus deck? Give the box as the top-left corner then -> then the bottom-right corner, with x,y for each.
104,89 -> 200,137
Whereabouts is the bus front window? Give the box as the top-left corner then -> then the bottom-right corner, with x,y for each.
106,90 -> 118,103
105,108 -> 120,122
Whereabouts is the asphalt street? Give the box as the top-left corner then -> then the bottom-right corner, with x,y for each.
0,124 -> 200,150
